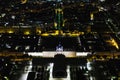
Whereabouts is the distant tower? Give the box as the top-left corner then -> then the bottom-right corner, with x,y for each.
54,1 -> 64,30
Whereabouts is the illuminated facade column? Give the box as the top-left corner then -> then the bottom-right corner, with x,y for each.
85,12 -> 94,33
90,12 -> 94,21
